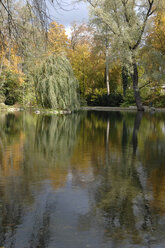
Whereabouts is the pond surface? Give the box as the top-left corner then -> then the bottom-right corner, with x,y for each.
0,111 -> 165,248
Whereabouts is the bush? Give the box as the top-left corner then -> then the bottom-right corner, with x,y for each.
86,89 -> 123,106
19,78 -> 37,107
0,93 -> 5,103
34,55 -> 80,110
0,70 -> 21,105
152,95 -> 165,107
121,88 -> 135,106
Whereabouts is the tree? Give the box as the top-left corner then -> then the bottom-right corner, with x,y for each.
149,7 -> 165,56
48,22 -> 69,54
86,0 -> 159,110
0,3 -> 47,106
91,21 -> 111,95
122,65 -> 129,97
0,0 -> 64,37
70,22 -> 93,51
34,55 -> 80,110
0,2 -> 46,74
137,5 -> 165,102
67,22 -> 123,103
68,23 -> 105,97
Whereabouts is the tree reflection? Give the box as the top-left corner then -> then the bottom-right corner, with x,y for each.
71,111 -> 165,246
92,111 -> 165,246
0,113 -> 28,246
0,112 -> 84,247
132,111 -> 143,156
0,111 -> 165,247
35,114 -> 82,166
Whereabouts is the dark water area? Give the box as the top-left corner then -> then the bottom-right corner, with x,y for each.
0,111 -> 165,248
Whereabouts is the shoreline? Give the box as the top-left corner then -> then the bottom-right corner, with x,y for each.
1,103 -> 165,114
81,106 -> 165,112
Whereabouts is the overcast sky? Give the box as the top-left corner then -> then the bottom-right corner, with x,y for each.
49,0 -> 89,35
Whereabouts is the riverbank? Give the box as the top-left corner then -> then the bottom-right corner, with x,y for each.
81,106 -> 165,112
0,103 -> 72,115
1,103 -> 165,114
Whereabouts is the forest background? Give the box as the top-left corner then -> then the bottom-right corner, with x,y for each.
0,0 -> 165,110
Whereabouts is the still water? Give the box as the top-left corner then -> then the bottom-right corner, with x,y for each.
0,111 -> 165,248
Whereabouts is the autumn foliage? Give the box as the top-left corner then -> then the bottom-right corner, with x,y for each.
0,1 -> 165,108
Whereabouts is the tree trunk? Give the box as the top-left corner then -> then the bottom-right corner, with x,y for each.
131,62 -> 144,111
105,40 -> 110,96
122,65 -> 129,97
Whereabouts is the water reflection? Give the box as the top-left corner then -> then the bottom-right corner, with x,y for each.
0,111 -> 165,247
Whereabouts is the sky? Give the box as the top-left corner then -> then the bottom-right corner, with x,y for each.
49,0 -> 89,36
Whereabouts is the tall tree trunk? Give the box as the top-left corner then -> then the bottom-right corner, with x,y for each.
105,39 -> 110,96
122,65 -> 129,97
131,62 -> 144,111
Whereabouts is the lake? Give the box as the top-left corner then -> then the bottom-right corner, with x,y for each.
0,111 -> 165,248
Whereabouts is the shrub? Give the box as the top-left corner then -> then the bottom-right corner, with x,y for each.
121,88 -> 135,106
152,95 -> 165,107
0,70 -> 21,105
19,78 -> 37,107
86,89 -> 123,106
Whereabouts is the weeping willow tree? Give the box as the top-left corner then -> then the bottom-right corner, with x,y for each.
34,55 -> 80,110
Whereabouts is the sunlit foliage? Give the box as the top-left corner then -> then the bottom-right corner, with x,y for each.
48,22 -> 69,54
